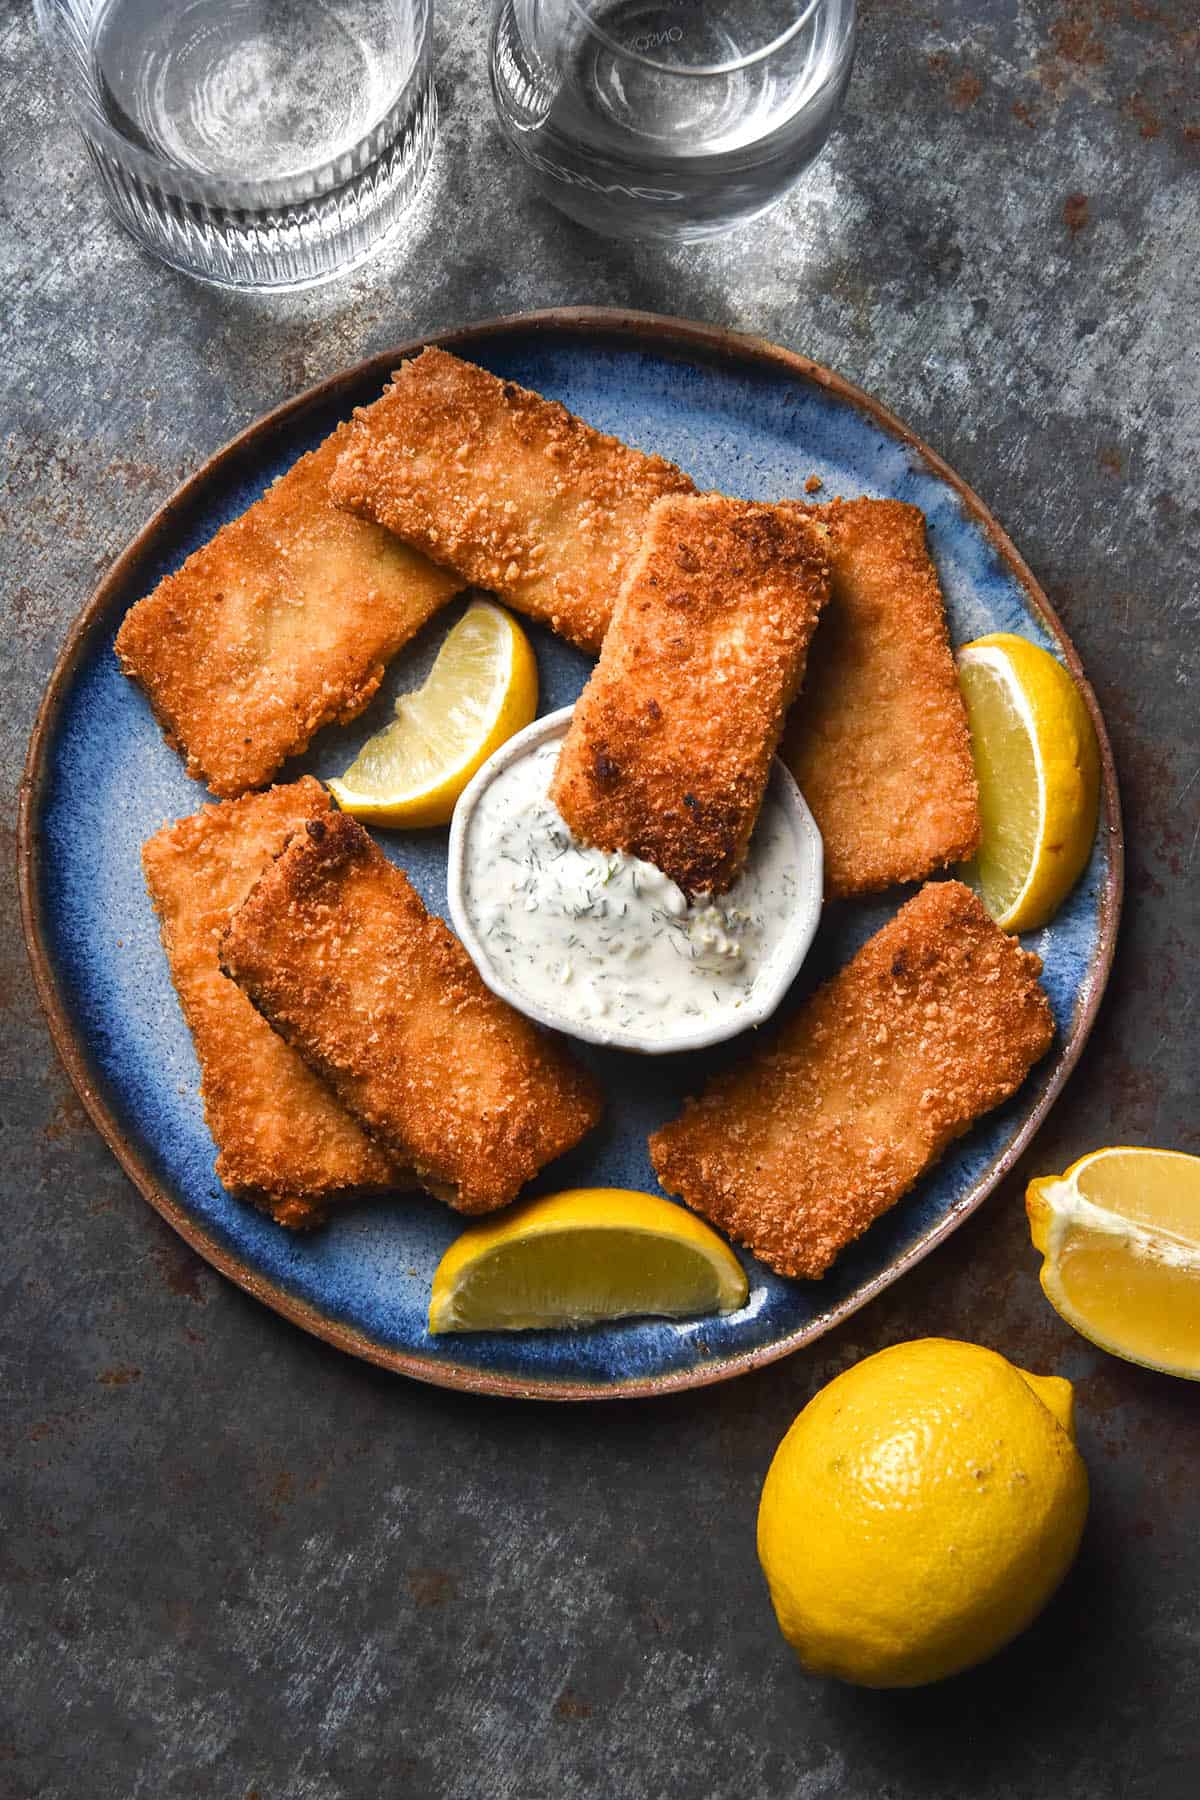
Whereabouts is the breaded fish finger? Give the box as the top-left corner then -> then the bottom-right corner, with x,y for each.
550,494 -> 830,895
116,426 -> 460,797
220,812 -> 602,1213
142,779 -> 410,1228
650,881 -> 1053,1279
780,498 -> 981,897
328,346 -> 695,653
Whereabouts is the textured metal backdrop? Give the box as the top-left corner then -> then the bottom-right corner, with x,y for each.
2,1 -> 1198,1795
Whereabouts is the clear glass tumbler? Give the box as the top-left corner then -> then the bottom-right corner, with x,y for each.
490,0 -> 856,241
35,0 -> 437,291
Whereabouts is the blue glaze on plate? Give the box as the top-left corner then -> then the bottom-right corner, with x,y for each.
29,324 -> 1117,1396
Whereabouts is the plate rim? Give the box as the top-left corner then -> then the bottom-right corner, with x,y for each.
17,305 -> 1124,1402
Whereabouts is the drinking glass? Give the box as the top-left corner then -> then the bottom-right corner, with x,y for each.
35,0 -> 438,291
489,0 -> 856,241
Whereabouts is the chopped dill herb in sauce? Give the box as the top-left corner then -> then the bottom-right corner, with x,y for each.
462,740 -> 800,1042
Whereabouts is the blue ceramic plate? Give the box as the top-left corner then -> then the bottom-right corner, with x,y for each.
19,310 -> 1121,1400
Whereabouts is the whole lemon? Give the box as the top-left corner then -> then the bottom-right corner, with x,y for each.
757,1338 -> 1088,1687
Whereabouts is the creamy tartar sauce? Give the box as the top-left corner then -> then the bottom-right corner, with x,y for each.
462,739 -> 800,1042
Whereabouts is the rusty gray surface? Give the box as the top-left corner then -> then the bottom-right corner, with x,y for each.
2,0 -> 1199,1795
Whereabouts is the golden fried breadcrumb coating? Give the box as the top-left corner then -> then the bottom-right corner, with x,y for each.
329,347 -> 695,653
219,812 -> 602,1213
551,494 -> 830,895
781,498 -> 981,897
142,779 -> 409,1228
116,427 -> 460,796
650,881 -> 1053,1279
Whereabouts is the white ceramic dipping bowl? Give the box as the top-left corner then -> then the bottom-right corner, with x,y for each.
447,706 -> 824,1056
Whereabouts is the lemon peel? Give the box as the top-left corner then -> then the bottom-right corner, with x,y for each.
757,1337 -> 1088,1686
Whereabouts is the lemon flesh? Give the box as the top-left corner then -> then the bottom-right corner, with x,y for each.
1028,1147 -> 1200,1380
329,600 -> 538,827
428,1187 -> 749,1333
757,1337 -> 1088,1688
957,632 -> 1099,932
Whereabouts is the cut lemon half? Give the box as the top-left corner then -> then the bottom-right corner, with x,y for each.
329,600 -> 537,827
1027,1148 -> 1200,1380
428,1188 -> 749,1333
957,633 -> 1099,932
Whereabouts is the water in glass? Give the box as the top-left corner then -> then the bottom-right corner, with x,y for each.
38,0 -> 436,289
490,0 -> 856,241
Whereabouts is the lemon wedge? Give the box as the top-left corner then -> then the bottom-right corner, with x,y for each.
329,600 -> 537,827
957,633 -> 1099,931
428,1188 -> 749,1333
1027,1148 -> 1200,1380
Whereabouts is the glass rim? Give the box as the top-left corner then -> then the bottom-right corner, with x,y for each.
33,0 -> 433,208
564,0 -> 826,79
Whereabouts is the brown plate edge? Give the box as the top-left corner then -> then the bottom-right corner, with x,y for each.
17,305 -> 1124,1403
